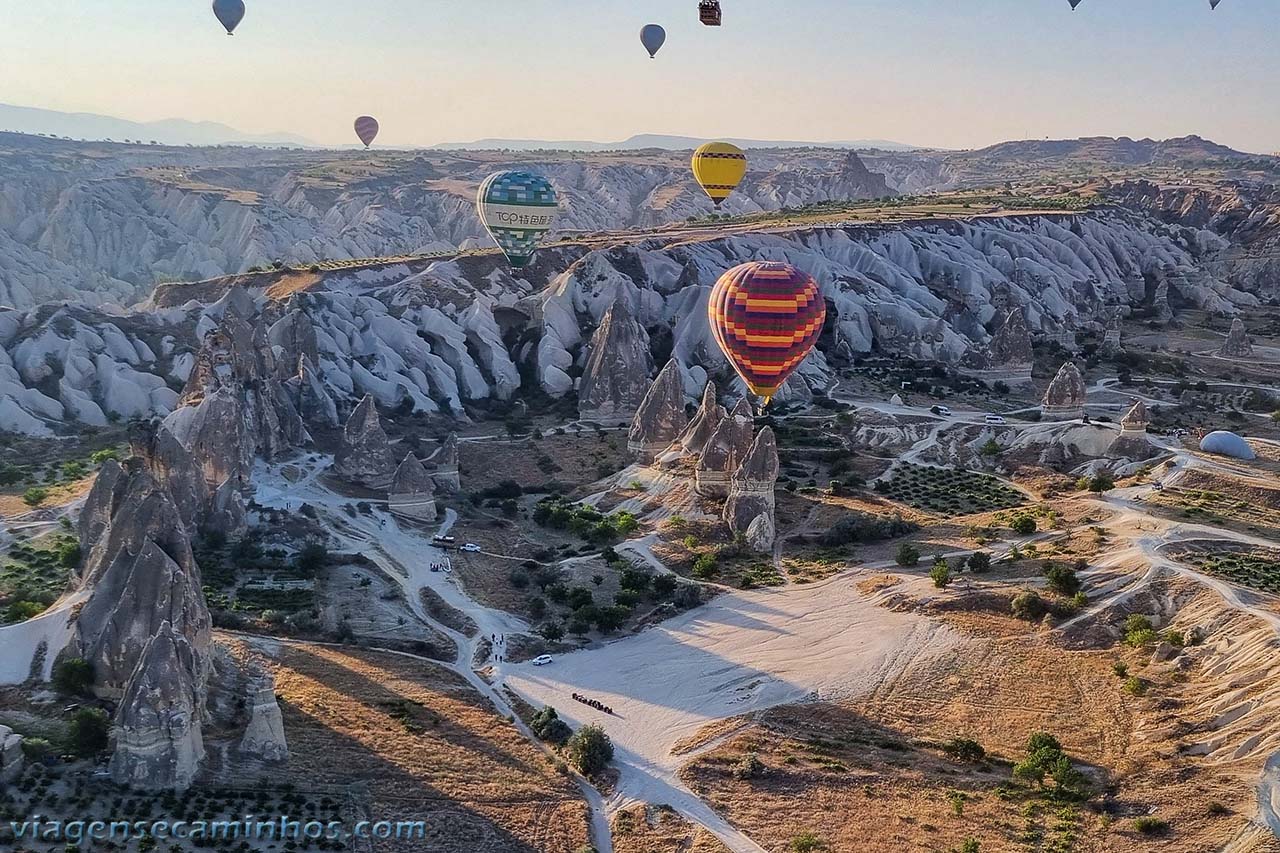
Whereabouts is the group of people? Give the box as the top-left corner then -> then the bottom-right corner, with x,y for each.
571,693 -> 613,715
492,633 -> 506,663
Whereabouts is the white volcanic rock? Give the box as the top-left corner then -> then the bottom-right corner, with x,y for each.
627,359 -> 688,461
724,427 -> 780,553
961,306 -> 1034,385
237,667 -> 288,763
389,453 -> 437,521
1120,400 -> 1150,433
1042,362 -> 1087,420
680,381 -> 724,457
293,355 -> 339,428
0,725 -> 24,784
109,621 -> 205,791
333,395 -> 397,489
695,404 -> 754,498
1219,317 -> 1253,358
578,293 -> 653,422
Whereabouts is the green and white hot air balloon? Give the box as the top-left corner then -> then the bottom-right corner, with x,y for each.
475,171 -> 559,269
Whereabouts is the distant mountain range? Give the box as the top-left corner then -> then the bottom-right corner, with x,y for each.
430,133 -> 919,152
0,103 -> 315,147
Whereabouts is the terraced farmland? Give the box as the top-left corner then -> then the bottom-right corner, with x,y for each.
1171,543 -> 1280,596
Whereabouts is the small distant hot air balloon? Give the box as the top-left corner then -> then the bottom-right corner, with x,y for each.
1209,0 -> 1223,8
708,261 -> 826,406
692,142 -> 747,207
212,0 -> 245,34
1067,0 -> 1083,8
354,116 -> 379,149
476,171 -> 559,269
640,24 -> 666,59
699,1 -> 723,26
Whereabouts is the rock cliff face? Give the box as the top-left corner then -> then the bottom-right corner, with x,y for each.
680,382 -> 724,457
723,427 -> 780,553
695,404 -> 755,498
627,359 -> 688,461
109,621 -> 205,790
428,432 -> 461,493
1042,362 -> 1087,420
960,307 -> 1034,385
389,453 -> 437,521
1219,317 -> 1253,358
1120,401 -> 1149,433
333,395 -> 397,489
578,293 -> 653,422
0,725 -> 24,784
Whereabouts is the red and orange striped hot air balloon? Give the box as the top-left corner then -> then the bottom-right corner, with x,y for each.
708,261 -> 826,406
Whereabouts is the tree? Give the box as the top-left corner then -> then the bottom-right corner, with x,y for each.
930,558 -> 952,589
23,487 -> 48,507
1123,614 -> 1158,647
1010,515 -> 1037,536
53,658 -> 94,695
692,554 -> 719,579
20,737 -> 53,762
539,622 -> 565,642
1011,590 -> 1047,621
295,541 -> 328,575
1087,473 -> 1115,494
565,724 -> 614,775
652,574 -> 678,598
895,543 -> 920,567
980,439 -> 1002,457
1044,563 -> 1081,596
594,605 -> 629,634
967,551 -> 991,574
943,737 -> 986,763
70,707 -> 110,756
530,706 -> 572,744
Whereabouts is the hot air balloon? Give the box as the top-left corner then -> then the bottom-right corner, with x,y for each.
708,261 -> 826,405
692,142 -> 747,207
476,171 -> 559,269
1067,0 -> 1083,7
640,24 -> 666,59
1209,0 -> 1222,8
212,0 -> 245,34
700,1 -> 723,26
354,116 -> 379,149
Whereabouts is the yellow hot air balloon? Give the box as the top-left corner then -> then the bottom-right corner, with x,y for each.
692,141 -> 747,207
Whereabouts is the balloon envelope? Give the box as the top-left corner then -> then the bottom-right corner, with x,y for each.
476,171 -> 559,269
640,24 -> 667,58
354,116 -> 380,148
1068,0 -> 1082,7
692,142 -> 748,206
212,0 -> 245,34
1209,0 -> 1222,7
708,261 -> 826,403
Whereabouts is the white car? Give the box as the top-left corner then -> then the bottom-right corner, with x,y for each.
531,654 -> 553,666
930,405 -> 952,417
984,414 -> 1007,425
461,543 -> 481,553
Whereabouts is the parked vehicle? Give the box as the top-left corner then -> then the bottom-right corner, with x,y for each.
984,414 -> 1007,425
531,655 -> 553,666
930,405 -> 952,417
462,543 -> 481,553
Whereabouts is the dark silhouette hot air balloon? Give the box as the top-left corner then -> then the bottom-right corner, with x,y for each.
212,0 -> 245,35
708,261 -> 826,405
476,171 -> 559,269
640,24 -> 666,59
700,1 -> 723,26
354,116 -> 379,149
1067,0 -> 1083,8
1209,0 -> 1223,8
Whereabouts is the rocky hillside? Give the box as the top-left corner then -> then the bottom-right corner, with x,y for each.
0,134 -> 896,308
0,207 -> 1255,436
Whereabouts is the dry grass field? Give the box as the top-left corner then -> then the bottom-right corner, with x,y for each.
263,642 -> 592,853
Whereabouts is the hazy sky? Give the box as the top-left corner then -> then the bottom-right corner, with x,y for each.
2,0 -> 1276,151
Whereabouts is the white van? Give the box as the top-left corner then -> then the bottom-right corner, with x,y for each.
985,414 -> 1007,425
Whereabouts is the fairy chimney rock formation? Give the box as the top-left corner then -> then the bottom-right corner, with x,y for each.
238,667 -> 289,763
109,621 -> 205,791
724,427 -> 780,553
1120,401 -> 1150,434
1041,362 -> 1087,420
680,382 -> 725,457
429,432 -> 461,493
0,726 -> 24,784
578,293 -> 654,422
961,307 -> 1035,385
333,395 -> 397,490
389,453 -> 437,521
294,355 -> 339,428
627,359 -> 689,461
695,405 -> 755,497
1219,318 -> 1253,358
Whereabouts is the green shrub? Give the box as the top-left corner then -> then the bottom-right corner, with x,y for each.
967,552 -> 991,573
1133,816 -> 1169,836
1044,563 -> 1081,596
930,559 -> 952,589
943,737 -> 986,763
530,706 -> 572,744
1124,676 -> 1148,697
895,544 -> 920,567
1123,614 -> 1158,647
20,737 -> 54,762
789,833 -> 827,853
22,487 -> 49,507
565,724 -> 614,775
69,707 -> 110,756
1011,590 -> 1046,621
53,658 -> 94,695
1010,515 -> 1037,536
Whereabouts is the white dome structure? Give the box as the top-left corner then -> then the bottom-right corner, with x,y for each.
1200,430 -> 1255,461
